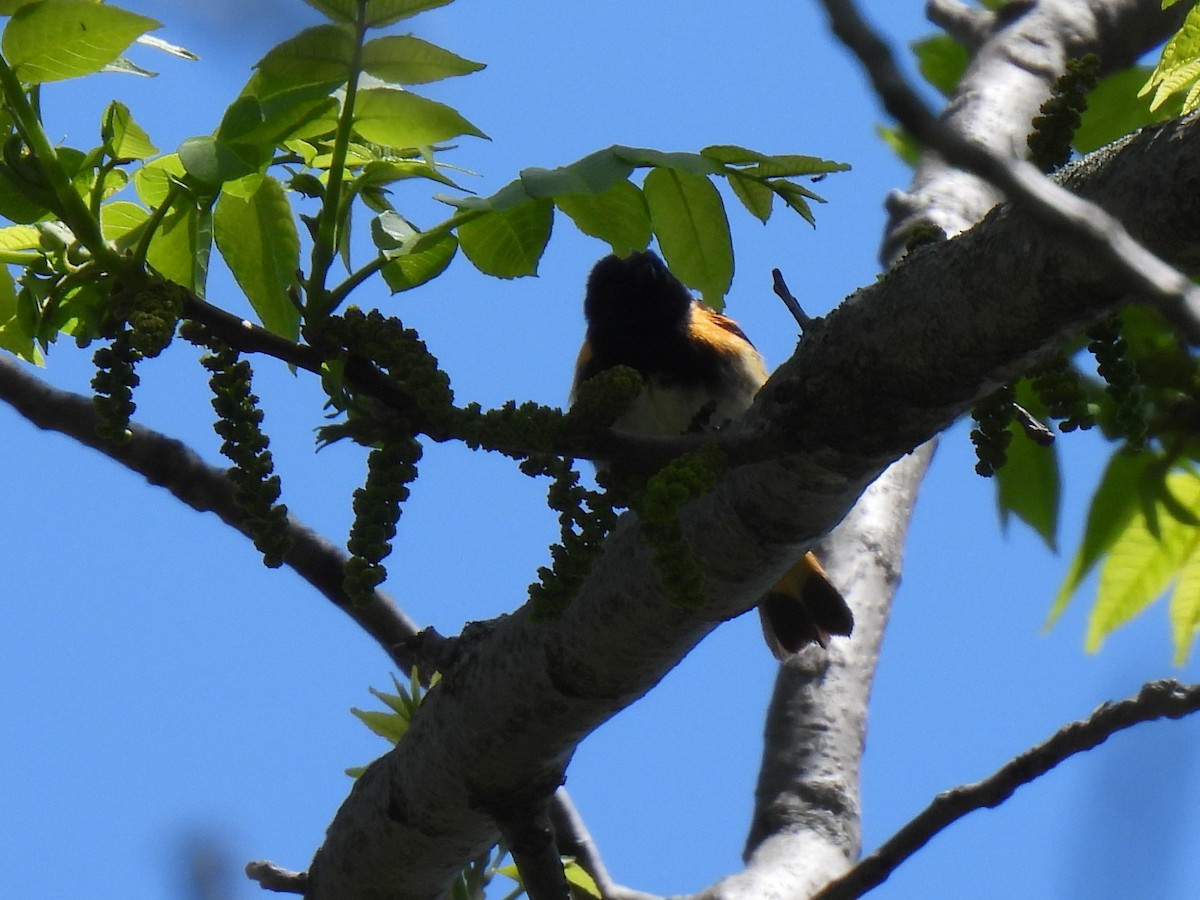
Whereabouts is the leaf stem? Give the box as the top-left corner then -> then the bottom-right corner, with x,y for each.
306,2 -> 369,318
0,58 -> 123,273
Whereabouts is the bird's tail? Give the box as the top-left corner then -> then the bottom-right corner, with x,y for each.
758,551 -> 854,658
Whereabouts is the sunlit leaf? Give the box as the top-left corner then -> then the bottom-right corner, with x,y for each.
1087,471 -> 1200,652
353,87 -> 487,149
145,198 -> 207,293
643,166 -> 732,308
133,152 -> 185,207
726,171 -> 773,223
1170,548 -> 1200,665
0,223 -> 38,249
554,180 -> 650,257
0,265 -> 38,362
520,149 -> 634,198
213,175 -> 301,339
253,24 -> 354,97
362,34 -> 484,84
380,230 -> 457,293
1047,450 -> 1151,627
303,0 -> 453,27
102,101 -> 157,161
3,0 -> 159,84
614,146 -> 725,176
99,199 -> 148,246
178,135 -> 259,187
457,198 -> 552,278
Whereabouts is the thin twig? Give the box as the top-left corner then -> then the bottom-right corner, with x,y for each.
809,679 -> 1200,900
817,0 -> 1200,343
771,268 -> 814,329
1013,402 -> 1056,446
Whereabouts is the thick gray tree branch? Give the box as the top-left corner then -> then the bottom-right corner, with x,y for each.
0,354 -> 611,897
298,110 -> 1200,899
725,3 -> 1195,898
823,0 -> 1200,340
886,0 -> 1192,258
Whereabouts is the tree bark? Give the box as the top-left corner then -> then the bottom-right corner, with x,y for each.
730,1 -> 1192,896
305,101 -> 1200,898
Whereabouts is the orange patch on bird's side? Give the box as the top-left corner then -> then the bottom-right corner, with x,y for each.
688,304 -> 758,359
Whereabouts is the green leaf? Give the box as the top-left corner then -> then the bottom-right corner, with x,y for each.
876,123 -> 921,167
2,0 -> 160,84
771,180 -> 819,226
99,198 -> 148,246
213,175 -> 301,340
102,101 -> 157,161
1088,471 -> 1200,652
726,171 -> 773,223
1140,6 -> 1200,111
178,135 -> 260,187
133,152 -> 185,207
0,265 -> 38,362
457,197 -> 552,278
1048,450 -> 1150,627
563,859 -> 601,900
519,148 -> 634,198
219,88 -> 338,149
0,222 -> 38,249
996,419 -> 1060,550
145,198 -> 207,294
614,146 -> 725,176
1074,67 -> 1160,154
912,34 -> 969,97
253,24 -> 354,97
1170,548 -> 1200,665
554,179 -> 651,257
643,166 -> 732,307
0,166 -> 48,222
362,35 -> 484,84
353,87 -> 487,149
380,230 -> 457,293
701,145 -> 850,179
303,0 -> 453,27
349,707 -> 410,743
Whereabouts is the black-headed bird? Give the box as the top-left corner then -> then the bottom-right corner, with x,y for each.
572,250 -> 853,657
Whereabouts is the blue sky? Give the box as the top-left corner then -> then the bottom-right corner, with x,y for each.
2,2 -> 1198,899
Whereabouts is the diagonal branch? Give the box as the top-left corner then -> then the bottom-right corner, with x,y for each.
809,679 -> 1200,900
0,354 -> 619,897
830,0 -> 1200,331
818,0 -> 1200,341
297,111 -> 1200,899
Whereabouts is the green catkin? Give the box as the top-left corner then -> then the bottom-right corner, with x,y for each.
185,325 -> 292,568
631,444 -> 727,610
91,325 -> 140,444
1027,54 -> 1100,173
525,454 -> 620,619
1087,315 -> 1147,449
1031,353 -> 1096,433
344,428 -> 422,605
970,384 -> 1017,477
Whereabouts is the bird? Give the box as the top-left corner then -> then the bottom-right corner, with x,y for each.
571,249 -> 853,658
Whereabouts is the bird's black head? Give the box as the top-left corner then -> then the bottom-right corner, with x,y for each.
583,251 -> 693,341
